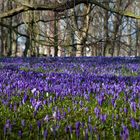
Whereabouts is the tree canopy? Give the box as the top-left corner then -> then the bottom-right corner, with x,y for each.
0,0 -> 140,19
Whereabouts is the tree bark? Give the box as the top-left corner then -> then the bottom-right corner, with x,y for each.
103,1 -> 109,56
127,18 -> 132,56
75,4 -> 91,56
54,12 -> 59,56
0,0 -> 139,20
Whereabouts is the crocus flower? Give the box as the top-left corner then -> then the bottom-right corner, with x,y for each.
97,95 -> 104,106
21,119 -> 25,127
4,120 -> 11,136
88,116 -> 91,123
53,111 -> 57,119
31,88 -> 36,93
43,100 -> 47,105
81,122 -> 85,128
135,122 -> 139,130
84,107 -> 88,113
88,124 -> 93,134
30,124 -> 33,131
14,104 -> 17,111
130,102 -> 136,112
75,121 -> 81,130
94,107 -> 100,118
44,115 -> 49,122
120,125 -> 129,140
76,128 -> 80,138
63,111 -> 66,118
37,120 -> 41,130
84,94 -> 90,101
75,122 -> 81,138
65,126 -> 69,133
111,99 -> 116,108
124,108 -> 128,114
9,104 -> 12,110
34,101 -> 42,111
79,100 -> 83,107
100,114 -> 107,123
68,107 -> 70,113
130,118 -> 136,128
22,94 -> 28,104
68,125 -> 72,134
85,128 -> 88,140
51,126 -> 56,137
18,130 -> 22,138
43,129 -> 47,140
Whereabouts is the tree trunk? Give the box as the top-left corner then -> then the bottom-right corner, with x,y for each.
103,1 -> 109,56
75,4 -> 91,56
0,21 -> 5,57
71,31 -> 76,56
54,12 -> 58,57
111,0 -> 123,56
7,27 -> 12,56
24,37 -> 30,57
0,0 -> 5,57
135,19 -> 140,56
11,32 -> 17,56
128,18 -> 132,56
76,39 -> 83,56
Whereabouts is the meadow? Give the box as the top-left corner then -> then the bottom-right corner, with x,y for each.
0,57 -> 140,140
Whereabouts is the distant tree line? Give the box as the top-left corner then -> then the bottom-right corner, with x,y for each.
0,0 -> 140,57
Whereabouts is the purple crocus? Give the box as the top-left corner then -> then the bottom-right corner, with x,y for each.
4,119 -> 12,136
100,114 -> 107,123
111,99 -> 116,108
68,107 -> 71,113
21,119 -> 25,127
43,129 -> 47,140
68,125 -> 72,134
130,102 -> 137,112
130,118 -> 136,128
31,88 -> 36,94
76,128 -> 80,138
120,125 -> 129,140
37,120 -> 41,130
29,124 -> 33,131
57,110 -> 61,120
63,111 -> 66,118
43,100 -> 47,105
18,130 -> 22,138
94,107 -> 100,118
65,126 -> 69,133
88,116 -> 91,123
44,115 -> 49,122
53,111 -> 57,119
124,107 -> 128,114
84,94 -> 90,101
97,96 -> 104,106
34,101 -> 42,111
84,107 -> 88,113
75,122 -> 81,138
85,128 -> 88,140
14,104 -> 17,111
75,121 -> 81,130
79,100 -> 83,107
9,104 -> 12,110
88,124 -> 93,134
22,94 -> 28,104
51,126 -> 56,137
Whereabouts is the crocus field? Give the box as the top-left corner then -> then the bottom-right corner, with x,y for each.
0,57 -> 140,140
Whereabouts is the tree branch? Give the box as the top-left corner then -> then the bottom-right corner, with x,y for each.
0,0 -> 140,19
